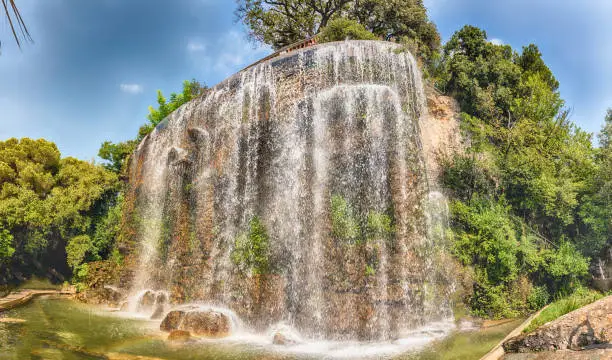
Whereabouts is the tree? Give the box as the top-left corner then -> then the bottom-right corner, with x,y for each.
236,0 -> 351,49
0,138 -> 119,283
437,25 -> 600,317
1,0 -> 32,50
98,140 -> 137,174
235,0 -> 439,56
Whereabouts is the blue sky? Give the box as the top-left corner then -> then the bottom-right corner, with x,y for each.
0,0 -> 610,160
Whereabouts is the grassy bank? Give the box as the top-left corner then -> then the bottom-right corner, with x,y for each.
523,288 -> 604,333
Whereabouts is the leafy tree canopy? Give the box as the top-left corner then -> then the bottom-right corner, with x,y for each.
0,138 -> 118,283
437,25 -> 605,317
235,0 -> 440,57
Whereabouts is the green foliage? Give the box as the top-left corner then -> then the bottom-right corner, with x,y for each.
318,18 -> 377,42
542,242 -> 589,293
145,80 -> 207,130
66,235 -> 93,269
0,138 -> 119,284
436,25 -> 608,317
0,227 -> 14,262
366,211 -> 394,240
98,80 -> 208,176
98,140 -> 137,174
527,286 -> 550,311
330,195 -> 360,243
73,263 -> 90,292
451,198 -> 520,285
92,194 -> 124,259
235,0 -> 440,58
524,287 -> 603,333
231,216 -> 272,275
365,264 -> 376,277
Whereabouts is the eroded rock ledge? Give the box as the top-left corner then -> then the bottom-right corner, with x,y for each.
503,295 -> 611,353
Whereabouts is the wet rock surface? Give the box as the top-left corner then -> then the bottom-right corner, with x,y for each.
503,296 -> 612,352
150,304 -> 165,320
160,307 -> 231,338
272,331 -> 300,346
167,329 -> 191,342
503,347 -> 612,360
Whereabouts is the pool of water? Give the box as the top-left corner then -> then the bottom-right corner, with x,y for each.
0,297 -> 522,360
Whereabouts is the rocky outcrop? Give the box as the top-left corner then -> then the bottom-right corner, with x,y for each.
420,85 -> 463,182
503,296 -> 612,352
160,307 -> 231,338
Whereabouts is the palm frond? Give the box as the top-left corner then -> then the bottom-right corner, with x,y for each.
2,0 -> 32,49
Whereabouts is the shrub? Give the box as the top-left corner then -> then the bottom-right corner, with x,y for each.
318,18 -> 378,43
0,227 -> 14,263
330,195 -> 361,243
231,216 -> 272,275
66,235 -> 93,270
366,211 -> 394,241
542,242 -> 590,294
527,286 -> 550,311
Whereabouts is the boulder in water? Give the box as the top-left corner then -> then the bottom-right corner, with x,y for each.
160,308 -> 231,338
272,332 -> 299,346
138,290 -> 156,310
101,285 -> 124,304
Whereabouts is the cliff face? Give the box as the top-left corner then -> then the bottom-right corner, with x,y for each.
121,41 -> 459,341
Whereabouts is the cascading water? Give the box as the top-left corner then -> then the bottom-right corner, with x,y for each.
124,40 -> 454,342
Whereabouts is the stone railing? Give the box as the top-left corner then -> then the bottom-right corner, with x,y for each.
239,37 -> 319,73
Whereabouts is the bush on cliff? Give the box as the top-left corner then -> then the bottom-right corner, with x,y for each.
231,216 -> 273,275
318,18 -> 377,42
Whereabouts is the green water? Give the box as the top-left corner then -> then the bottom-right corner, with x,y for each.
0,297 -> 521,360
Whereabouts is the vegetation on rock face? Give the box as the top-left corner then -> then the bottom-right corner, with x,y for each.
0,138 -> 119,284
330,195 -> 361,243
435,25 -> 610,318
330,194 -> 395,247
231,216 -> 272,275
235,0 -> 439,58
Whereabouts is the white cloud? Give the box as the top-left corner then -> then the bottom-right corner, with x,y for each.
490,38 -> 504,46
187,41 -> 206,52
119,83 -> 143,94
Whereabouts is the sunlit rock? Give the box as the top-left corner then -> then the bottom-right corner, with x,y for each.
504,295 -> 612,352
160,307 -> 231,338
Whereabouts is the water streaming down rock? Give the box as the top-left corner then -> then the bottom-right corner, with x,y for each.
124,40 -> 455,341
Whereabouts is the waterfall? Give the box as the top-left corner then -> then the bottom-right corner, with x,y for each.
124,40 -> 454,341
